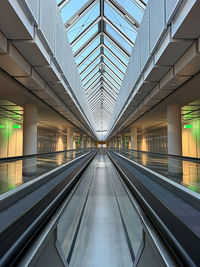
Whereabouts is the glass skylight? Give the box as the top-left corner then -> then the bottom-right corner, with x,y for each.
58,0 -> 147,131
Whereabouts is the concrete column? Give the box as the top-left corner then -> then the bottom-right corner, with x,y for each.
88,138 -> 91,148
110,139 -> 113,148
167,104 -> 182,155
167,104 -> 182,175
120,135 -> 124,149
86,137 -> 88,148
80,135 -> 84,149
117,138 -> 120,149
131,127 -> 137,150
67,127 -> 73,150
23,104 -> 37,175
91,140 -> 94,148
23,104 -> 37,155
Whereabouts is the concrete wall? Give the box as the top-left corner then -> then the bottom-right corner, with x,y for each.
137,127 -> 168,154
38,128 -> 67,154
0,117 -> 69,158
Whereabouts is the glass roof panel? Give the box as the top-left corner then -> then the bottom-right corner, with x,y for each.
81,47 -> 100,67
82,66 -> 99,83
104,2 -> 137,42
75,36 -> 100,65
105,67 -> 122,85
105,24 -> 132,53
78,47 -> 100,73
104,72 -> 120,89
85,76 -> 101,90
68,3 -> 100,43
72,23 -> 99,53
60,0 -> 88,23
104,37 -> 128,65
80,58 -> 101,78
115,0 -> 144,23
58,0 -> 147,131
103,58 -> 124,80
104,48 -> 126,73
84,72 -> 101,89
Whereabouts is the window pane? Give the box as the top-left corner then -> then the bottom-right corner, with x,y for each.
68,3 -> 100,43
105,68 -> 122,86
104,37 -> 128,65
104,72 -> 120,89
85,73 -> 101,89
84,72 -> 100,87
104,2 -> 137,42
60,0 -> 88,23
104,48 -> 126,73
82,48 -> 100,66
75,36 -> 100,65
80,58 -> 100,78
82,66 -> 99,83
106,24 -> 132,53
115,0 -> 144,23
72,24 -> 98,53
104,58 -> 124,80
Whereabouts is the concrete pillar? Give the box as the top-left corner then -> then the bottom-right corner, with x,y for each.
117,138 -> 120,149
120,135 -> 124,149
80,135 -> 84,149
88,138 -> 91,148
167,104 -> 182,175
167,104 -> 182,156
23,104 -> 37,175
86,137 -> 88,148
131,127 -> 137,150
110,139 -> 113,148
67,127 -> 73,150
91,140 -> 95,148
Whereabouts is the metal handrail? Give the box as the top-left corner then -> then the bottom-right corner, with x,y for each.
111,148 -> 200,163
0,148 -> 96,163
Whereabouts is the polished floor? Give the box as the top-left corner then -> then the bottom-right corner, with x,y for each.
115,149 -> 200,193
0,149 -> 89,194
57,150 -> 143,267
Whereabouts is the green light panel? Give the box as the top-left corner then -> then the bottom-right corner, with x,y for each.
0,125 -> 5,128
13,125 -> 21,129
184,125 -> 192,129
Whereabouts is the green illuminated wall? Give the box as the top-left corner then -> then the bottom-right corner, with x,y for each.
182,118 -> 200,157
0,119 -> 23,157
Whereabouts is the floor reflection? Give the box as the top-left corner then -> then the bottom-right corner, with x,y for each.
116,149 -> 200,194
0,149 -> 90,195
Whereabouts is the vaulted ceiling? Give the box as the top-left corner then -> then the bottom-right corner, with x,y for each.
57,0 -> 147,133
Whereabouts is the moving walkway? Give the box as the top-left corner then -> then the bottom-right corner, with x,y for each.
0,149 -> 200,266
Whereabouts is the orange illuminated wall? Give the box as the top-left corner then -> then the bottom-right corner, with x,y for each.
182,118 -> 200,158
182,118 -> 200,192
0,119 -> 23,158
